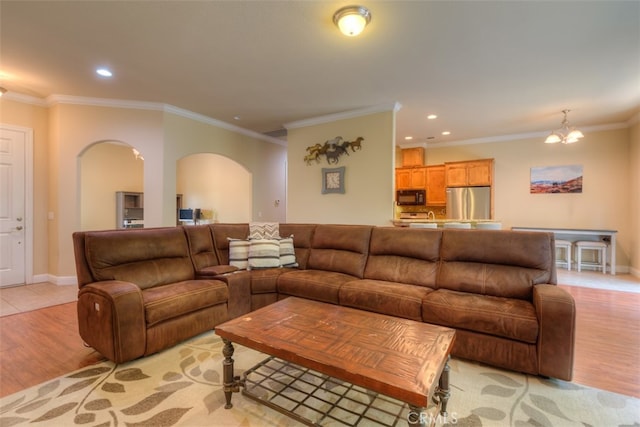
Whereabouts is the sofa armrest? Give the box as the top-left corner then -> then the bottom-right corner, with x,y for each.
195,265 -> 239,279
77,280 -> 146,363
213,270 -> 252,319
533,284 -> 576,380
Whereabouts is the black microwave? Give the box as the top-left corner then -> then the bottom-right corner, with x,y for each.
396,189 -> 426,206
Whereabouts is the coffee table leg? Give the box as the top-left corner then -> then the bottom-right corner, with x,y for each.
222,338 -> 235,409
435,356 -> 451,417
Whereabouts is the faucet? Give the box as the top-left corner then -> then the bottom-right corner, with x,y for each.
427,210 -> 435,220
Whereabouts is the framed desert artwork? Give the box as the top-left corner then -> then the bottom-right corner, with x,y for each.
530,165 -> 583,194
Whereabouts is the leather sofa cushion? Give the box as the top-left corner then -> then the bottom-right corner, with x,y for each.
84,228 -> 194,289
279,224 -> 316,269
438,262 -> 549,300
278,270 -> 358,304
441,230 -> 554,270
307,225 -> 372,278
184,225 -> 219,271
210,223 -> 250,264
250,268 -> 292,294
339,279 -> 434,321
438,229 -> 555,299
422,289 -> 539,343
364,227 -> 441,287
143,279 -> 228,327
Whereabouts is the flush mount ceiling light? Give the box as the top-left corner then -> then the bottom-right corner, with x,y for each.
96,68 -> 113,77
545,109 -> 584,144
333,5 -> 371,37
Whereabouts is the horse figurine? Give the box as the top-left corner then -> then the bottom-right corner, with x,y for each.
304,151 -> 321,165
325,144 -> 349,164
306,143 -> 323,155
325,136 -> 343,149
346,137 -> 364,152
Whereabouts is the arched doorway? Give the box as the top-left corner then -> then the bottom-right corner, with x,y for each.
79,141 -> 144,230
177,153 -> 251,223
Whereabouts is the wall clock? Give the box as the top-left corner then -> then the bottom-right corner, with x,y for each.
321,167 -> 345,194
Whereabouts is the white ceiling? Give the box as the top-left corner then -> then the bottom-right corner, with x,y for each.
1,1 -> 639,146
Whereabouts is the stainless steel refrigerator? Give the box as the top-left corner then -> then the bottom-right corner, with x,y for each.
446,186 -> 491,220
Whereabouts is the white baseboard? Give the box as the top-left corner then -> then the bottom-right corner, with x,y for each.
31,274 -> 77,286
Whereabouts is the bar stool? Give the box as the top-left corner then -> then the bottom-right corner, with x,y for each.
554,239 -> 572,271
475,222 -> 502,230
575,241 -> 607,273
443,222 -> 471,229
409,223 -> 438,228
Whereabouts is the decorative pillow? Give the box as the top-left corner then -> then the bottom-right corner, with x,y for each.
248,239 -> 281,270
279,236 -> 298,268
228,238 -> 250,270
249,222 -> 280,240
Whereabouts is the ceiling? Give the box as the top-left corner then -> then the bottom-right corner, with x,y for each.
1,1 -> 639,146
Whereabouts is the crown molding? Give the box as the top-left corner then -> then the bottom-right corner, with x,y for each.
284,102 -> 402,130
46,94 -> 162,111
4,93 -> 633,147
425,122 -> 630,147
7,93 -> 286,147
161,104 -> 286,146
1,92 -> 48,107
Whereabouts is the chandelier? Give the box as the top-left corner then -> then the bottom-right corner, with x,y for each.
545,109 -> 584,144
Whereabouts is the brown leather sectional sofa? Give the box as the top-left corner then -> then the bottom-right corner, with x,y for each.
72,223 -> 575,381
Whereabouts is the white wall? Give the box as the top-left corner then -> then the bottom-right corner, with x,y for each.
44,103 -> 284,278
287,110 -> 396,226
80,142 -> 144,231
163,113 -> 286,224
177,153 -> 251,223
426,127 -> 633,271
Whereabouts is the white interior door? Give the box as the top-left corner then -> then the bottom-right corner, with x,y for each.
0,127 -> 26,287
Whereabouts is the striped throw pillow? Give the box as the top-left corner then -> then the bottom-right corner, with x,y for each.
248,239 -> 281,270
228,238 -> 250,270
279,236 -> 298,268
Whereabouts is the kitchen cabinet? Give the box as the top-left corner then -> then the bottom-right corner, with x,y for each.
395,167 -> 426,189
116,191 -> 144,229
401,147 -> 424,167
425,165 -> 446,205
445,159 -> 493,187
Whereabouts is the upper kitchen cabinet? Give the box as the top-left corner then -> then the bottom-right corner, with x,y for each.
396,167 -> 426,189
401,147 -> 425,167
445,159 -> 494,187
425,165 -> 446,205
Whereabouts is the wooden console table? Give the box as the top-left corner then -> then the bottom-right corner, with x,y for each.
511,227 -> 618,275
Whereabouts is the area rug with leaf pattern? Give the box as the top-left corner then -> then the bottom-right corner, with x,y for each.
1,331 -> 638,427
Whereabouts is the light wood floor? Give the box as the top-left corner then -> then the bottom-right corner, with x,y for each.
0,272 -> 639,399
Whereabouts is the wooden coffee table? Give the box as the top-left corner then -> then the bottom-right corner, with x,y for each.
215,297 -> 455,427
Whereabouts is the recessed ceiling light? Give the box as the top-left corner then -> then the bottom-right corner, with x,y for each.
404,136 -> 413,140
96,68 -> 112,77
234,116 -> 241,121
427,114 -> 437,120
442,131 -> 451,136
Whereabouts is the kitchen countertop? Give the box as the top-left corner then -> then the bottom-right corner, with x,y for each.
392,219 -> 500,227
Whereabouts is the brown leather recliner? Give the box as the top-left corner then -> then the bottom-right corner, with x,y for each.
73,227 -> 228,363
